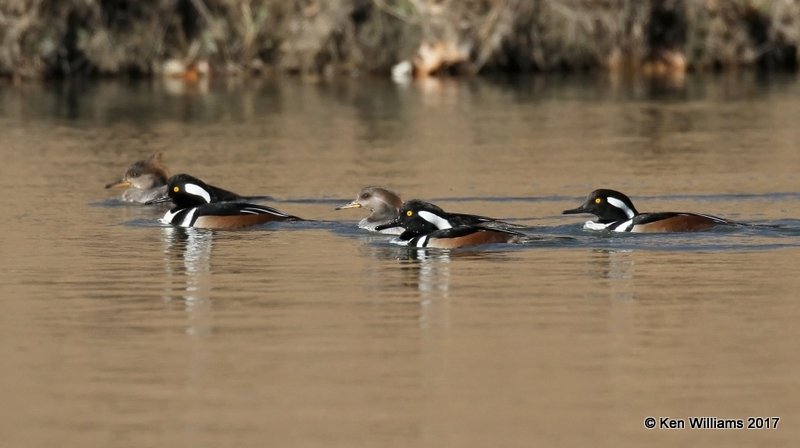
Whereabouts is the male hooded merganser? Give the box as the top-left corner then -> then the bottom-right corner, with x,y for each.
146,174 -> 301,229
335,187 -> 405,234
375,200 -> 525,248
106,152 -> 171,203
562,189 -> 734,232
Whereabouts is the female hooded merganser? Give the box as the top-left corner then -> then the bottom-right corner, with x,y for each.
562,189 -> 734,232
375,200 -> 525,248
107,153 -> 252,205
106,152 -> 171,203
335,187 -> 405,234
146,174 -> 301,229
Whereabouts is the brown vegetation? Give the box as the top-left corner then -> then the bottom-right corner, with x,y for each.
0,0 -> 797,80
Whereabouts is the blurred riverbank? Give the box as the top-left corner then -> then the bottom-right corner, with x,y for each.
1,0 -> 798,81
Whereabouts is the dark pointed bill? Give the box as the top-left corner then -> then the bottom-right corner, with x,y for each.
374,218 -> 401,231
562,205 -> 589,215
144,195 -> 172,205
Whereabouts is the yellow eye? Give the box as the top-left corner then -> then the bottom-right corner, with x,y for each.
406,210 -> 413,217
595,198 -> 601,204
173,186 -> 180,193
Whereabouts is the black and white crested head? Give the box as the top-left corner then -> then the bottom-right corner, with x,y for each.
563,189 -> 639,223
144,173 -> 249,207
395,199 -> 454,234
166,174 -> 215,208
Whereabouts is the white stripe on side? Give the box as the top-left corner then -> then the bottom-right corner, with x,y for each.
184,183 -> 212,203
613,219 -> 634,232
161,209 -> 180,224
180,208 -> 198,227
415,235 -> 429,247
606,197 -> 635,218
243,206 -> 288,217
418,211 -> 452,230
694,213 -> 728,223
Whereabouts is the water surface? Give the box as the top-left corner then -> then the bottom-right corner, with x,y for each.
1,74 -> 799,447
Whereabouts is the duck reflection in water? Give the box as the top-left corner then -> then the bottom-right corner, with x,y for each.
161,226 -> 215,335
360,244 -> 454,329
400,248 -> 452,296
588,249 -> 636,301
358,244 -> 453,297
403,249 -> 452,329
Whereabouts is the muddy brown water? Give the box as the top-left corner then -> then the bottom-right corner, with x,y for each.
1,75 -> 799,447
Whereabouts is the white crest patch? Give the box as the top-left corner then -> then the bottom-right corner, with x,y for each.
606,197 -> 635,218
184,183 -> 212,203
418,211 -> 452,230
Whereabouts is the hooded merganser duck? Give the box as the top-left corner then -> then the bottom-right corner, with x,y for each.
336,187 -> 520,235
106,152 -> 171,203
562,189 -> 734,232
146,174 -> 301,229
375,200 -> 525,248
107,153 -> 249,205
335,187 -> 405,234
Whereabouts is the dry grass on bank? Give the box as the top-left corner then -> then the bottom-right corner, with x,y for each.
0,0 -> 798,80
